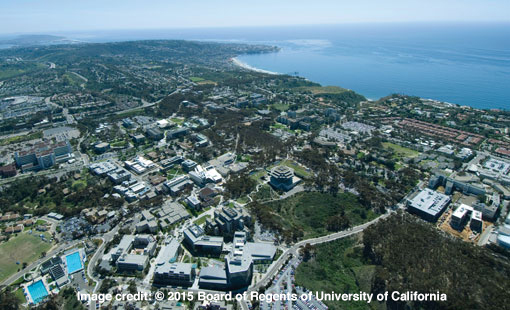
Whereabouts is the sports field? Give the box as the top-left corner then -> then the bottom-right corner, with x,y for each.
0,232 -> 52,282
382,142 -> 420,159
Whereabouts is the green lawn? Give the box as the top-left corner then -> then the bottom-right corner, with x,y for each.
193,215 -> 211,226
236,196 -> 250,204
271,103 -> 290,112
0,232 -> 53,282
190,76 -> 205,82
249,169 -> 267,184
295,85 -> 348,95
295,237 -> 378,310
62,73 -> 83,86
35,219 -> 47,226
382,142 -> 419,159
14,287 -> 26,304
271,123 -> 288,130
111,140 -> 128,148
171,118 -> 185,125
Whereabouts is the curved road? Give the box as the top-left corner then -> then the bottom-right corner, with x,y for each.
239,212 -> 391,310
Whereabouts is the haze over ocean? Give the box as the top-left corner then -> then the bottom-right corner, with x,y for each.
11,23 -> 510,110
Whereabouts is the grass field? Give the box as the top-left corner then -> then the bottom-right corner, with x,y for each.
0,232 -> 52,282
0,131 -> 42,146
110,140 -> 128,148
271,123 -> 288,130
296,85 -> 348,95
171,118 -> 185,125
295,237 -> 378,310
265,192 -> 377,238
62,73 -> 83,86
382,142 -> 419,159
190,76 -> 205,82
236,196 -> 250,204
270,103 -> 290,112
0,62 -> 44,80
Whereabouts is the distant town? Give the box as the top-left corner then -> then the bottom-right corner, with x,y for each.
0,40 -> 509,310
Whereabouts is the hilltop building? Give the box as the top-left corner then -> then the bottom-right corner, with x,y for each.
269,165 -> 301,191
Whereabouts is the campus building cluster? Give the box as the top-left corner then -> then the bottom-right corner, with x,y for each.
199,231 -> 276,290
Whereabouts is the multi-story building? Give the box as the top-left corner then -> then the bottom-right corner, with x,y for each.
107,235 -> 157,272
14,141 -> 72,172
183,224 -> 224,256
164,175 -> 194,196
153,238 -> 196,287
207,206 -> 251,236
406,188 -> 451,222
269,165 -> 301,191
199,231 -> 276,291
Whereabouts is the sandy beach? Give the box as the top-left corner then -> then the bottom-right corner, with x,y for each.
231,57 -> 279,75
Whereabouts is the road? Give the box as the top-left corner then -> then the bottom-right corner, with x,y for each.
239,212 -> 391,310
114,97 -> 165,115
87,224 -> 121,294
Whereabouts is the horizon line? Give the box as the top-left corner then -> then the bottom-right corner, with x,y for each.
1,20 -> 510,37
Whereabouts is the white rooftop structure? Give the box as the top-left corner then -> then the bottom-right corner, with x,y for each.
89,161 -> 117,175
407,188 -> 451,221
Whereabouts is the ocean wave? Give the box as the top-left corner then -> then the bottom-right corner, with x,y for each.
231,57 -> 280,75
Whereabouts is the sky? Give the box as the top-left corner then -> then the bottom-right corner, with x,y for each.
1,0 -> 510,35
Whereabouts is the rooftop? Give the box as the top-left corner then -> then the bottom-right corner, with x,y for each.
407,188 -> 451,217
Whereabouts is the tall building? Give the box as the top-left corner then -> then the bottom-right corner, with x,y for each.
14,141 -> 72,171
269,165 -> 301,191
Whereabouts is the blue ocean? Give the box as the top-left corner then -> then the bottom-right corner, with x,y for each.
15,23 -> 510,109
233,23 -> 510,110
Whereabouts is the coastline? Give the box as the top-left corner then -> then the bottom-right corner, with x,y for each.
231,55 -> 507,111
231,57 -> 280,75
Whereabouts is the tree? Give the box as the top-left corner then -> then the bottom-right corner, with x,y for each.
300,243 -> 315,261
0,287 -> 21,310
128,280 -> 137,294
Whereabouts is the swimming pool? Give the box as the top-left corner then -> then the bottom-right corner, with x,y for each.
65,251 -> 83,274
27,280 -> 48,304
